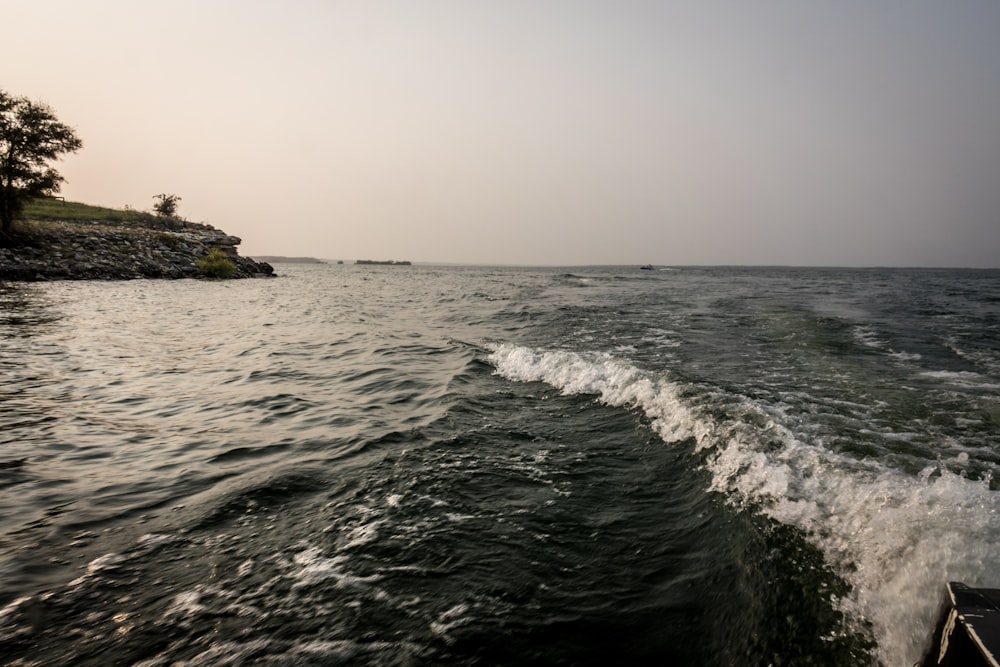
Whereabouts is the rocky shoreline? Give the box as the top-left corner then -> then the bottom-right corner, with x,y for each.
0,216 -> 273,281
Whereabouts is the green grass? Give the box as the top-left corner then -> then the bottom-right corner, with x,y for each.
23,198 -> 160,223
197,248 -> 236,278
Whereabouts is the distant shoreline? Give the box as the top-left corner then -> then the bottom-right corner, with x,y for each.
252,256 -> 325,264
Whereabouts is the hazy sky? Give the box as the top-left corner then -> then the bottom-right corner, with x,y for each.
6,1 -> 1000,266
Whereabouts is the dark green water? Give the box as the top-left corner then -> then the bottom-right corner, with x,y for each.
1,265 -> 998,665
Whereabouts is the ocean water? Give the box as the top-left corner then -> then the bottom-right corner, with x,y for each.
1,264 -> 998,666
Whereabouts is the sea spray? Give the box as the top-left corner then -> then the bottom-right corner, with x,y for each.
487,342 -> 1000,665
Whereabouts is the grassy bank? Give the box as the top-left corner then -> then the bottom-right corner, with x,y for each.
3,199 -> 273,280
22,198 -> 162,224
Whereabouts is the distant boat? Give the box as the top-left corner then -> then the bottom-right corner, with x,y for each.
640,264 -> 655,271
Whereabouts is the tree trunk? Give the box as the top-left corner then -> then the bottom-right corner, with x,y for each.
0,196 -> 13,236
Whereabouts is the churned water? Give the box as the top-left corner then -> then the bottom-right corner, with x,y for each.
1,264 -> 998,666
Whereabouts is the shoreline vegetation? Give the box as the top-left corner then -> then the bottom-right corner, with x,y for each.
0,199 -> 274,281
355,259 -> 411,265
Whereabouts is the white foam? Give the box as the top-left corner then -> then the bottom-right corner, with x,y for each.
68,552 -> 127,588
237,559 -> 254,578
922,370 -> 983,380
707,415 -> 1000,663
134,639 -> 273,667
852,325 -> 922,362
853,325 -> 884,349
487,344 -> 705,445
945,339 -> 1000,375
920,370 -> 1000,390
487,343 -> 1000,666
430,602 -> 471,638
289,546 -> 381,590
343,519 -> 383,549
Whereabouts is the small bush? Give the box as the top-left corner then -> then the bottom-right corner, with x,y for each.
153,193 -> 181,218
197,248 -> 236,278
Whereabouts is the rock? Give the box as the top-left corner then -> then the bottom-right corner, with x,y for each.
0,218 -> 275,281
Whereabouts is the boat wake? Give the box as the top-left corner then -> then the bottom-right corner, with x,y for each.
487,343 -> 1000,665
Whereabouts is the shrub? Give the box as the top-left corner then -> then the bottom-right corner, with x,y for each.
153,193 -> 181,218
197,248 -> 236,278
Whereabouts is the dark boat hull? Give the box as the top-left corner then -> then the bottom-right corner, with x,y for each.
922,582 -> 1000,667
